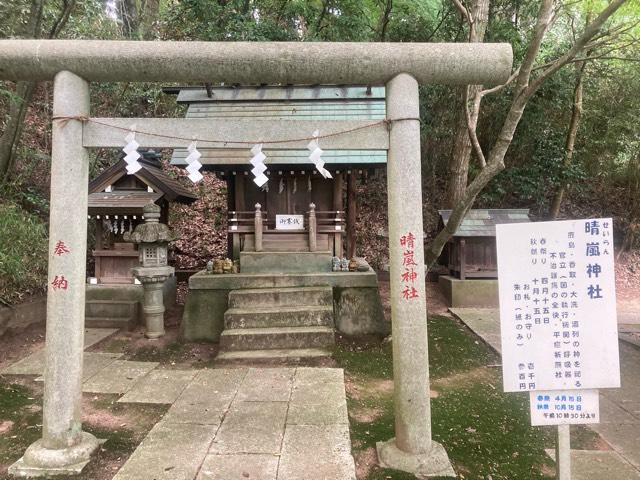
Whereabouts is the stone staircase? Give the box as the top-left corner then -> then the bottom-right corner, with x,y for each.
217,286 -> 335,362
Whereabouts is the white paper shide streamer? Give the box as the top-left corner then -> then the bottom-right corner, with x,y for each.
307,130 -> 332,179
185,140 -> 204,183
123,126 -> 142,174
250,144 -> 268,187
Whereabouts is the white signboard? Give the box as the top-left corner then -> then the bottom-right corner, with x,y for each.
275,214 -> 304,230
497,218 -> 620,392
530,389 -> 599,426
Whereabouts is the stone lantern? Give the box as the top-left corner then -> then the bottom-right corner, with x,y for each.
124,203 -> 178,338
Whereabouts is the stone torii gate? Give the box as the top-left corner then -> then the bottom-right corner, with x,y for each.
0,40 -> 512,478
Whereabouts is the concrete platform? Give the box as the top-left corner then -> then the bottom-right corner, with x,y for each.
181,269 -> 387,342
438,275 -> 498,308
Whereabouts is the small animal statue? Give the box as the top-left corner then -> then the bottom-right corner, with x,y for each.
340,257 -> 349,271
222,258 -> 233,274
332,256 -> 341,272
213,259 -> 224,274
348,258 -> 358,272
206,260 -> 214,273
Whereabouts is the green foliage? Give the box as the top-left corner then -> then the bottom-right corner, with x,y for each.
0,201 -> 48,304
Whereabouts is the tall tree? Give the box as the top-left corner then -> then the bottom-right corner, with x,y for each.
425,0 -> 632,266
446,0 -> 490,208
0,0 -> 76,184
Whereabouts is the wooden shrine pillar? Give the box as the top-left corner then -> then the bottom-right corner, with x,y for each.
347,172 -> 357,258
333,173 -> 344,257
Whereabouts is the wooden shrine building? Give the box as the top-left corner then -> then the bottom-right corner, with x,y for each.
167,85 -> 387,260
88,152 -> 197,284
438,209 -> 531,279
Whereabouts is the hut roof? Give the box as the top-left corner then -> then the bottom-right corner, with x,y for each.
438,209 -> 531,237
89,157 -> 197,208
167,85 -> 387,171
88,191 -> 162,215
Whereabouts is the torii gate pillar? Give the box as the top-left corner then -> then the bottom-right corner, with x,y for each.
9,71 -> 101,477
376,74 -> 455,477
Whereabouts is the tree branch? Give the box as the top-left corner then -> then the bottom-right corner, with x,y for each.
464,86 -> 486,167
530,0 -> 633,93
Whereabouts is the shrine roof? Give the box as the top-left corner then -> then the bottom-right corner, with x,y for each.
89,157 -> 197,204
438,209 -> 531,237
88,190 -> 161,215
168,85 -> 387,170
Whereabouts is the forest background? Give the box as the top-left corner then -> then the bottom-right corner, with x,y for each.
0,0 -> 638,305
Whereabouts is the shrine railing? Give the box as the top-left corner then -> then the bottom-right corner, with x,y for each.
227,203 -> 345,257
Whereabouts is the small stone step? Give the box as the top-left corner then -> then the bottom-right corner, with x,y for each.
225,305 -> 334,329
217,348 -> 331,362
85,316 -> 134,330
220,326 -> 335,351
228,286 -> 333,309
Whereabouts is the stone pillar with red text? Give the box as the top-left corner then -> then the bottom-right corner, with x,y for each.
10,71 -> 100,476
376,73 -> 455,477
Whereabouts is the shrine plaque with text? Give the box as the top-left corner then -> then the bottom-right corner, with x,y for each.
497,218 -> 620,392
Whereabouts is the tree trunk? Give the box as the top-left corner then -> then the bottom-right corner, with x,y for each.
445,0 -> 490,208
0,82 -> 36,182
119,0 -> 140,38
548,14 -> 592,219
619,152 -> 640,257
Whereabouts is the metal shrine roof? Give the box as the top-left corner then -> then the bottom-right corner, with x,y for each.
168,85 -> 387,171
438,209 -> 531,237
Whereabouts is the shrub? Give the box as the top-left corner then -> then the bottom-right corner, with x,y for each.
0,202 -> 48,305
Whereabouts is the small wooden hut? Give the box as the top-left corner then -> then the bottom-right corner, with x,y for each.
88,152 -> 197,284
438,209 -> 531,279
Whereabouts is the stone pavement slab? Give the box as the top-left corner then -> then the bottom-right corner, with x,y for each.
291,367 -> 346,404
2,351 -> 122,378
234,367 -> 294,402
163,368 -> 246,425
287,400 -> 349,425
82,360 -> 158,394
1,327 -> 120,376
1,349 -> 46,375
118,369 -> 197,404
83,327 -> 119,348
278,424 -> 356,480
590,423 -> 640,470
546,449 -> 640,480
197,454 -> 278,480
112,421 -> 215,480
209,401 -> 288,455
449,307 -> 502,353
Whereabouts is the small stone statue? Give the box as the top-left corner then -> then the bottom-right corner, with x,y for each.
348,258 -> 358,272
232,260 -> 240,274
332,256 -> 341,272
213,259 -> 224,274
340,257 -> 349,271
222,258 -> 233,273
206,260 -> 214,273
